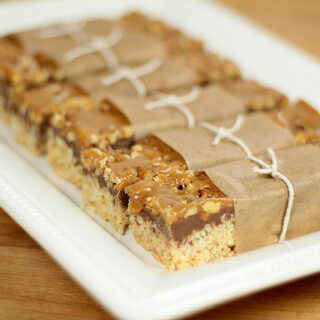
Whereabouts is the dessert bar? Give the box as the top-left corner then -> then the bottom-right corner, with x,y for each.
127,176 -> 235,270
271,100 -> 320,146
1,10 -> 319,272
82,137 -> 194,234
74,51 -> 240,99
8,82 -> 94,155
48,101 -> 131,187
0,37 -> 63,123
128,145 -> 320,270
48,79 -> 286,187
80,101 -> 319,235
12,13 -> 203,78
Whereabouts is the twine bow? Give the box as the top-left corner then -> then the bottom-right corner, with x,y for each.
199,115 -> 245,145
64,28 -> 123,69
199,116 -> 294,242
101,57 -> 162,97
252,148 -> 295,242
145,86 -> 201,128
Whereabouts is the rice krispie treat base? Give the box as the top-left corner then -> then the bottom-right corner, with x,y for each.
47,134 -> 84,187
130,215 -> 235,271
82,174 -> 129,234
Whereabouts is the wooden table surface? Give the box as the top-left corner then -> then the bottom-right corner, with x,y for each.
1,0 -> 320,319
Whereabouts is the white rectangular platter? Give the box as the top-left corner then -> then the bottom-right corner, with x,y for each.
0,1 -> 320,319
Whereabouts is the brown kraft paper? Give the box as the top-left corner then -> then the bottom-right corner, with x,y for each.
153,113 -> 295,170
15,20 -> 165,77
204,145 -> 320,253
105,85 -> 245,139
74,57 -> 197,100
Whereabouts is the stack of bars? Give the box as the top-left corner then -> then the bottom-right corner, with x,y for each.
1,12 -> 320,271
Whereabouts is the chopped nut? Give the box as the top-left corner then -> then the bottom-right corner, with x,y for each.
221,213 -> 235,223
202,201 -> 221,214
90,133 -> 99,144
132,144 -> 143,152
185,206 -> 198,218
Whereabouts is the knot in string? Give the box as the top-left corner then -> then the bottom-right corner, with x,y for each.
64,28 -> 123,69
101,57 -> 162,97
252,148 -> 295,242
199,115 -> 244,145
145,86 -> 201,128
198,118 -> 294,243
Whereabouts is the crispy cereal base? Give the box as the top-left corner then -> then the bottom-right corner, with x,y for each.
130,215 -> 235,271
11,116 -> 45,155
0,96 -> 11,125
82,174 -> 129,234
47,136 -> 83,188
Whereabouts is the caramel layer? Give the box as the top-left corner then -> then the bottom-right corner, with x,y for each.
223,79 -> 288,111
271,100 -> 320,145
0,50 -> 62,89
50,101 -> 133,152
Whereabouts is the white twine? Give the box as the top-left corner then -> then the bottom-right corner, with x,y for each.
199,116 -> 294,242
145,86 -> 201,128
37,21 -> 88,42
199,115 -> 245,146
64,28 -> 123,70
101,57 -> 162,97
251,148 -> 295,242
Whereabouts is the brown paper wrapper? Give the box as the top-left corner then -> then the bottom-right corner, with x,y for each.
74,57 -> 196,100
204,145 -> 320,253
16,20 -> 165,77
105,85 -> 245,139
154,113 -> 295,170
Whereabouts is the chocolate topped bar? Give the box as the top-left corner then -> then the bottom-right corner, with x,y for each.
0,52 -> 62,89
80,136 -> 188,232
0,35 -> 64,124
129,180 -> 234,239
271,100 -> 320,146
0,52 -> 63,125
222,79 -> 287,111
46,79 -> 286,188
82,136 -> 185,190
80,100 -> 319,235
51,101 -> 133,155
46,78 -> 286,189
8,82 -> 94,154
1,10 -> 320,272
0,34 -> 63,87
0,47 -> 62,92
129,144 -> 320,270
12,12 -> 203,78
62,79 -> 286,147
82,101 -> 320,196
74,51 -> 241,100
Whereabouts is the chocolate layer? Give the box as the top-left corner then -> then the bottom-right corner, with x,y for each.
171,206 -> 234,242
0,79 -> 10,110
7,100 -> 50,144
119,190 -> 130,208
112,137 -> 135,150
84,169 -> 130,209
141,208 -> 170,238
141,205 -> 234,243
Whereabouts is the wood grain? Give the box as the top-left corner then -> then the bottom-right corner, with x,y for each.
1,0 -> 320,319
221,0 -> 320,58
2,207 -> 320,320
